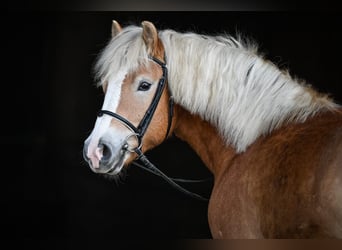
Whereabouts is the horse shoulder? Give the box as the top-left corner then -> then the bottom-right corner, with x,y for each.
209,109 -> 342,238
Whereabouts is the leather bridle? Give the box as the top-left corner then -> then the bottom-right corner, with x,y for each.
97,54 -> 210,202
98,55 -> 173,154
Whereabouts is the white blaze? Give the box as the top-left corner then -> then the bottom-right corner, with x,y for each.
86,70 -> 126,168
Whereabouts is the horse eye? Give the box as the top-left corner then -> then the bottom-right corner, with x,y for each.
138,81 -> 152,91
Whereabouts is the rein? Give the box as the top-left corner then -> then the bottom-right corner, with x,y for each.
98,54 -> 210,202
133,150 -> 210,202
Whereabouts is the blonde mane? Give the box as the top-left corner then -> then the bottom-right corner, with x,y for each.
94,25 -> 338,152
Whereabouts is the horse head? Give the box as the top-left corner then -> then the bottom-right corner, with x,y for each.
83,21 -> 173,176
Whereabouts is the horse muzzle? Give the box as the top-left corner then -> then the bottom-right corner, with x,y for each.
83,138 -> 128,175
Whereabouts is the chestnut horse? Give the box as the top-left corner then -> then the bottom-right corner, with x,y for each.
83,21 -> 342,238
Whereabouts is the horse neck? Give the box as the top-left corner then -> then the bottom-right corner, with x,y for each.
173,105 -> 236,177
162,31 -> 338,152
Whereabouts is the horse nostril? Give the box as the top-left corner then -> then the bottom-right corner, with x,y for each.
99,142 -> 112,163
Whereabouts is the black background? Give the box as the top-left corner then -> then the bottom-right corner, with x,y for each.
6,10 -> 342,242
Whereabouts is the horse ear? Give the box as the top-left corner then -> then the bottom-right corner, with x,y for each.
111,20 -> 122,37
141,21 -> 158,54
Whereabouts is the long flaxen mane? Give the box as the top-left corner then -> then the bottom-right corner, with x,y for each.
94,25 -> 339,152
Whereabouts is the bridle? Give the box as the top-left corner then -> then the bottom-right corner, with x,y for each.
98,55 -> 173,152
97,54 -> 210,202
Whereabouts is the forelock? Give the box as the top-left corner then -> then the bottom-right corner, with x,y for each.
94,25 -> 150,87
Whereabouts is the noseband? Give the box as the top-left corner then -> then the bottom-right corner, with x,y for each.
97,55 -> 209,202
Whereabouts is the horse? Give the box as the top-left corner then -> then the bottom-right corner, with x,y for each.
83,20 -> 342,238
